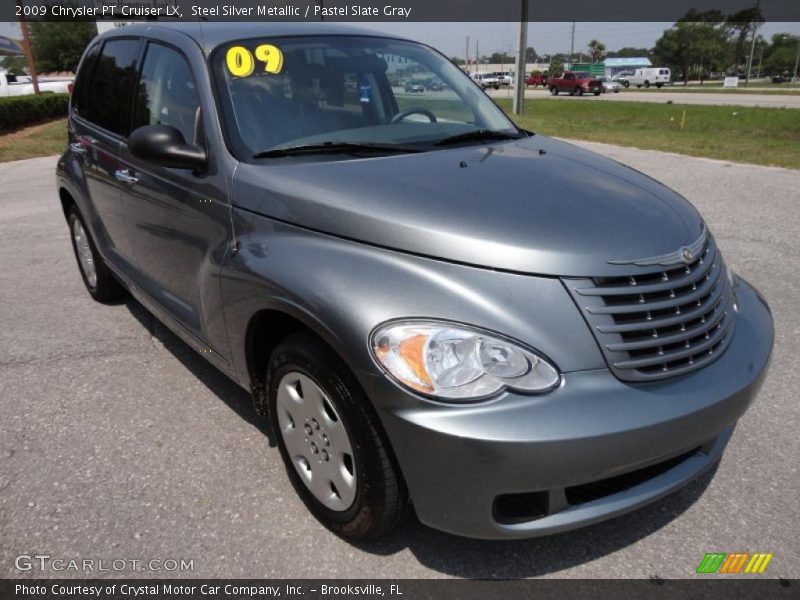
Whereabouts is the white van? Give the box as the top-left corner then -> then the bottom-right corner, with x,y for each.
628,68 -> 671,88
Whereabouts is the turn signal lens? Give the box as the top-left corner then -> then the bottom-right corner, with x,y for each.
371,322 -> 560,401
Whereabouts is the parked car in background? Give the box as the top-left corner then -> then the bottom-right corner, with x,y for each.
497,71 -> 514,86
425,79 -> 443,91
548,71 -> 603,96
473,72 -> 501,90
599,77 -> 621,93
57,22 -> 773,543
628,67 -> 671,88
526,73 -> 548,87
403,80 -> 425,93
611,71 -> 634,87
0,70 -> 73,96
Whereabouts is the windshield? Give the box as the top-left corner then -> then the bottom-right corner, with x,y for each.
211,35 -> 518,159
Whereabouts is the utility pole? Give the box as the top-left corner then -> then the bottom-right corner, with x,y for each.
745,0 -> 761,87
475,39 -> 479,72
16,0 -> 39,95
465,36 -> 470,74
793,39 -> 800,83
570,21 -> 575,68
512,0 -> 528,115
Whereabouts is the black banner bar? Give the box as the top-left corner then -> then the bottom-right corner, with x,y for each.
5,0 -> 800,22
1,579 -> 797,600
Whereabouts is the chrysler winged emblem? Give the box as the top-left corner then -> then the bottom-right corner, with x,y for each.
608,226 -> 707,267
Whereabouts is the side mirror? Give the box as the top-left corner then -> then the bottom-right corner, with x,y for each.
128,125 -> 207,172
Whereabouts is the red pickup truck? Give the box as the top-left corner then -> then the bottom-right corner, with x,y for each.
548,71 -> 603,96
525,73 -> 548,87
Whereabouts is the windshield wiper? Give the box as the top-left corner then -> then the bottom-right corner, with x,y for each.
433,129 -> 526,147
254,141 -> 424,159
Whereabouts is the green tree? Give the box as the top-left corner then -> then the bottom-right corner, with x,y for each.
606,47 -> 652,59
525,46 -> 537,62
29,21 -> 97,73
587,39 -> 607,63
0,55 -> 28,75
450,56 -> 465,66
726,7 -> 765,69
654,19 -> 730,84
763,33 -> 800,75
548,57 -> 565,77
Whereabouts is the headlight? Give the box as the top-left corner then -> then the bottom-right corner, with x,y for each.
370,321 -> 560,401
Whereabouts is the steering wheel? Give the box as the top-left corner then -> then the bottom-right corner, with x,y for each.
390,108 -> 437,124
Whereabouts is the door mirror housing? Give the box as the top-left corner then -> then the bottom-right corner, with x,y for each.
128,125 -> 207,172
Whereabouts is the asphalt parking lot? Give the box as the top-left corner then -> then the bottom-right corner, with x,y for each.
1,146 -> 798,579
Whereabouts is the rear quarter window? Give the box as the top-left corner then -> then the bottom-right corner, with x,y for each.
80,38 -> 141,137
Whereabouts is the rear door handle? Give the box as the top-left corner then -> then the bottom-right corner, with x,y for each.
114,169 -> 138,185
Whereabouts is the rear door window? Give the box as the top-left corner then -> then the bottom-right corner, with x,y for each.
132,43 -> 201,145
81,39 -> 141,137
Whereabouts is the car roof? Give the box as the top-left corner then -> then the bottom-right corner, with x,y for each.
98,22 -> 410,54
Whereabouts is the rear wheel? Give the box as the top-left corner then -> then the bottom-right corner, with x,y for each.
623,81 -> 630,88
656,82 -> 663,88
644,80 -> 651,88
67,205 -> 126,303
576,87 -> 584,96
593,90 -> 600,96
550,86 -> 558,95
267,332 -> 408,541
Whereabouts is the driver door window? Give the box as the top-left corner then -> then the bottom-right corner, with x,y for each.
133,43 -> 200,144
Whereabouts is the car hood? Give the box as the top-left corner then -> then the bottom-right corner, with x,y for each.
231,135 -> 704,277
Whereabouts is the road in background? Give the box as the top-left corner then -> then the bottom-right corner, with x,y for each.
488,87 -> 800,108
1,150 -> 798,579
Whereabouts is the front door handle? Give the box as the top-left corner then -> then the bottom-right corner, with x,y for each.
69,142 -> 87,155
114,169 -> 138,185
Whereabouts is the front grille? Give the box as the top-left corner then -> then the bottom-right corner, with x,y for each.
564,234 -> 735,382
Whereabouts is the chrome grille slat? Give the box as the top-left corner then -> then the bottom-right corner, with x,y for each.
597,278 -> 728,334
605,295 -> 730,352
586,259 -> 722,315
563,233 -> 736,382
613,313 -> 730,370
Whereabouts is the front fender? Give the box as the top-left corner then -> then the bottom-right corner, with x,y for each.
221,210 -> 606,403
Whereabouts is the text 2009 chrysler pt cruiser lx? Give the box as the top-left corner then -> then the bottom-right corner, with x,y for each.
56,23 -> 773,540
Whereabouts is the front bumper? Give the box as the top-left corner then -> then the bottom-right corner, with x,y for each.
369,278 -> 773,539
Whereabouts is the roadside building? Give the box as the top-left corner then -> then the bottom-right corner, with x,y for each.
604,57 -> 652,78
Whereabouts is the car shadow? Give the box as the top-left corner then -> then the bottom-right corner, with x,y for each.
124,298 -> 276,447
124,295 -> 715,578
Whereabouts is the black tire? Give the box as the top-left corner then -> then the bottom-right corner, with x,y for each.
656,83 -> 663,88
644,81 -> 651,88
267,332 -> 408,541
623,81 -> 630,88
550,86 -> 558,95
593,90 -> 601,96
576,87 -> 584,96
67,205 -> 126,303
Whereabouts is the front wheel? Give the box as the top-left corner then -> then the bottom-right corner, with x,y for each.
656,83 -> 663,88
550,86 -> 558,95
623,81 -> 630,88
644,81 -> 651,88
267,332 -> 408,541
575,87 -> 584,96
593,90 -> 601,96
67,205 -> 126,303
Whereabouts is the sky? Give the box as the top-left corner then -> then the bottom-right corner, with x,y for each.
1,20 -> 799,58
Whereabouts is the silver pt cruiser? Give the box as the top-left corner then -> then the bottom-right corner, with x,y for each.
56,23 -> 773,540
